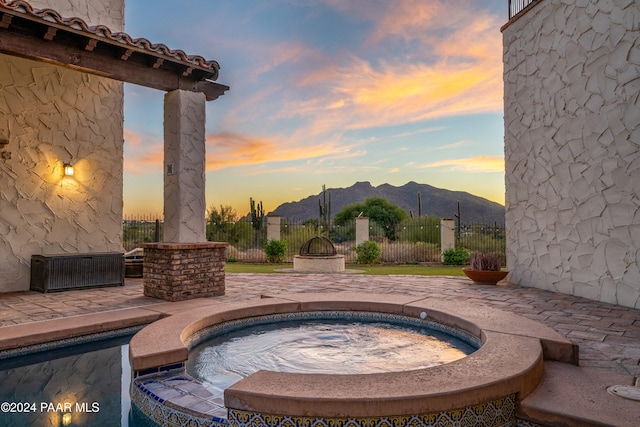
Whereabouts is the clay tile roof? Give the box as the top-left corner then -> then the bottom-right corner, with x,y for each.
0,0 -> 221,80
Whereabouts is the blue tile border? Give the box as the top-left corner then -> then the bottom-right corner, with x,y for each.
0,324 -> 143,359
227,394 -> 517,427
131,371 -> 227,427
185,310 -> 483,351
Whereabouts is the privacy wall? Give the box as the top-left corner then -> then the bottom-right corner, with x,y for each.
503,0 -> 640,308
0,0 -> 125,292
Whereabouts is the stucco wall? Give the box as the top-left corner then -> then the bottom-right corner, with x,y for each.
503,0 -> 640,308
0,0 -> 125,292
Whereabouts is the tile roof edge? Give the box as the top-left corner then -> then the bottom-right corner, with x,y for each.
0,0 -> 220,77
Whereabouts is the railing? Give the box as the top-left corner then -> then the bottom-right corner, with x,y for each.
122,215 -> 162,251
509,0 -> 537,19
124,215 -> 505,265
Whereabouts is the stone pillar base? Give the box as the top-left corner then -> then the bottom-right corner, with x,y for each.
293,255 -> 345,273
141,242 -> 227,301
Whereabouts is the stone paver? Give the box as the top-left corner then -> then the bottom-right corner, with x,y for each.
0,274 -> 639,377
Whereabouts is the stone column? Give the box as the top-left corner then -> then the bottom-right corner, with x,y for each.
163,89 -> 207,243
355,217 -> 369,246
143,90 -> 227,301
141,242 -> 227,301
440,218 -> 455,260
266,215 -> 281,241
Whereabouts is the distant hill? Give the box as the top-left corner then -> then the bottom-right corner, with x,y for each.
269,181 -> 505,224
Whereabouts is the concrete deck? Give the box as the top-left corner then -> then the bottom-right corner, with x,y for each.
0,273 -> 639,425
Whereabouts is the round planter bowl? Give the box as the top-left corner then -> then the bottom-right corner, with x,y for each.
462,268 -> 508,285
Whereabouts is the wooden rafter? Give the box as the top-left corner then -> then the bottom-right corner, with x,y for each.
0,2 -> 228,101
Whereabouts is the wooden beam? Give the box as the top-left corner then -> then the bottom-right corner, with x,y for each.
0,14 -> 12,29
84,39 -> 98,52
120,49 -> 133,61
0,28 -> 228,101
43,27 -> 57,41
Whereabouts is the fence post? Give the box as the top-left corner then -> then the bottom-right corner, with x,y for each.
440,218 -> 455,261
154,219 -> 160,242
266,215 -> 281,241
355,217 -> 369,246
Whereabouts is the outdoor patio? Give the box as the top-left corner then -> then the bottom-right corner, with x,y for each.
0,273 -> 639,425
0,274 -> 638,376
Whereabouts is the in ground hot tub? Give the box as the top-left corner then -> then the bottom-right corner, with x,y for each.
129,293 -> 578,427
187,311 -> 478,394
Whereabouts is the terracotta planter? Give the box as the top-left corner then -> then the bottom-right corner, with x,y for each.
462,268 -> 508,285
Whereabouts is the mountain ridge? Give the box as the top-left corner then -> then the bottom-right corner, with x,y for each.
269,181 -> 505,224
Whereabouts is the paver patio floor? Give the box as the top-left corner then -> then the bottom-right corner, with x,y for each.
1,273 -> 639,425
1,273 -> 639,378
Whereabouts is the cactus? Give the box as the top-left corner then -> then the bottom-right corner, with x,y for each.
318,184 -> 331,233
249,197 -> 264,231
454,201 -> 461,245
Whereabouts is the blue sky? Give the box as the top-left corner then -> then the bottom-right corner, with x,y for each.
122,0 -> 507,216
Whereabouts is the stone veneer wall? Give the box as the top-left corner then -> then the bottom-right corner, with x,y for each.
503,0 -> 640,308
141,242 -> 227,301
0,0 -> 124,292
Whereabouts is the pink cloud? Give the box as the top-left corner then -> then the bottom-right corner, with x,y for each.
420,155 -> 505,173
123,129 -> 163,175
267,1 -> 503,134
205,131 -> 365,171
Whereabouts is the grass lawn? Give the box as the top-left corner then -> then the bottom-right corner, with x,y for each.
224,263 -> 466,276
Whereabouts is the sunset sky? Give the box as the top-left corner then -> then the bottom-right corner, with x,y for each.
122,0 -> 507,217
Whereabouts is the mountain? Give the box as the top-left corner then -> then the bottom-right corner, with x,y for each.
269,181 -> 505,224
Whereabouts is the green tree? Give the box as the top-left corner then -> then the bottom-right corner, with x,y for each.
206,205 -> 239,242
334,196 -> 407,240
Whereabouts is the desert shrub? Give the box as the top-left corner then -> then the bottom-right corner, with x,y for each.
469,252 -> 502,271
397,216 -> 441,244
334,242 -> 356,263
264,239 -> 288,263
355,240 -> 382,264
225,245 -> 240,262
281,222 -> 317,257
442,247 -> 469,265
381,242 -> 441,263
235,248 -> 266,262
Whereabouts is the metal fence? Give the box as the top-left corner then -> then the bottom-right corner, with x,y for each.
122,215 -> 162,251
123,215 -> 505,265
508,0 -> 537,19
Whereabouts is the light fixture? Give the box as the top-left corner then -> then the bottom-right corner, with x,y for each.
0,138 -> 9,160
61,412 -> 72,426
63,163 -> 74,176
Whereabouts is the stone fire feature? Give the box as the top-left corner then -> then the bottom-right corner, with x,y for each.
141,242 -> 227,301
293,236 -> 345,273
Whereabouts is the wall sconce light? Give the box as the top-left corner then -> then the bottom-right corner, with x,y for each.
0,138 -> 9,160
61,412 -> 72,426
63,163 -> 74,176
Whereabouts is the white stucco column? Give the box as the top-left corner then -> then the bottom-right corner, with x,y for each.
355,217 -> 369,246
440,218 -> 455,254
266,215 -> 281,241
163,90 -> 207,243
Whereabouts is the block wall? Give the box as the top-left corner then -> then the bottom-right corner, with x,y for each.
0,0 -> 125,292
503,0 -> 640,308
142,242 -> 227,301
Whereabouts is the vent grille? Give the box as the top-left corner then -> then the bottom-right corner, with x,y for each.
30,253 -> 125,292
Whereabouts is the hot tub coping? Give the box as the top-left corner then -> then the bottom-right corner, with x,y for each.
129,292 -> 578,417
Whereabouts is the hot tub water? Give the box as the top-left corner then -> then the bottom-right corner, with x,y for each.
187,319 -> 475,394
